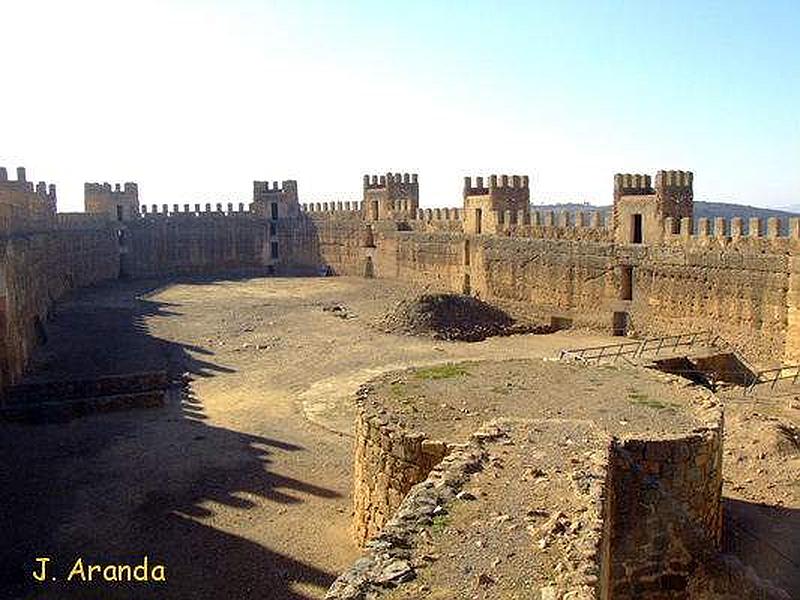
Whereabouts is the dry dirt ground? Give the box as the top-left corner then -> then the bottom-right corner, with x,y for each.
0,275 -> 621,600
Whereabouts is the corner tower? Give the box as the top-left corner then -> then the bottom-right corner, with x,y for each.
0,166 -> 57,216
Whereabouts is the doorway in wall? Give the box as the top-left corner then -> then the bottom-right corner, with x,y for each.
612,311 -> 629,336
631,214 -> 643,243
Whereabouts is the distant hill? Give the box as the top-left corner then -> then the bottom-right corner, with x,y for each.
531,201 -> 800,234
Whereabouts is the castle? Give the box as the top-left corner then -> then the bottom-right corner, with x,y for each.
0,165 -> 798,391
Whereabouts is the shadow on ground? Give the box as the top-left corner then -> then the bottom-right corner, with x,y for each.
723,497 -> 800,594
0,277 -> 340,600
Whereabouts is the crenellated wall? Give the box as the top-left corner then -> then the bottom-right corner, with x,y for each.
303,209 -> 800,365
121,212 -> 270,278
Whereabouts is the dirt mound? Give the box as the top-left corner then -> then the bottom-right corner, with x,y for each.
379,293 -> 549,342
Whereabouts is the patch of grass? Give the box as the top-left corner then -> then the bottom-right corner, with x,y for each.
430,514 -> 450,533
489,384 -> 512,395
389,382 -> 407,397
628,389 -> 678,411
414,363 -> 470,380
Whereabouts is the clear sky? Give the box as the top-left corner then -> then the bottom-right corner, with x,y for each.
2,0 -> 798,211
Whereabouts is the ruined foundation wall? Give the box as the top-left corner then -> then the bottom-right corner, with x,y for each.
0,226 -> 119,388
605,403 -> 723,599
352,387 -> 448,545
122,215 -> 269,278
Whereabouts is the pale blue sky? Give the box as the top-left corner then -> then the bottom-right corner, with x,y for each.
1,0 -> 798,210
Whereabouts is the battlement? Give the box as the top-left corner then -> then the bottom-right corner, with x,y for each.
253,180 -> 291,194
655,170 -> 693,190
613,173 -> 653,196
84,182 -> 139,196
363,173 -> 418,190
140,202 -> 251,217
463,174 -> 530,196
0,166 -> 58,219
0,166 -> 57,198
302,200 -> 363,213
664,215 -> 800,243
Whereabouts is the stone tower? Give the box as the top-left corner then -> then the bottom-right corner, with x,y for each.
362,173 -> 419,221
0,167 -> 57,216
252,180 -> 300,220
612,170 -> 693,244
84,182 -> 139,222
462,174 -> 530,234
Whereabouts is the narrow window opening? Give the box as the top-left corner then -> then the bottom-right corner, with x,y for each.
631,214 -> 643,243
621,266 -> 633,301
270,241 -> 279,259
475,208 -> 482,234
270,202 -> 279,220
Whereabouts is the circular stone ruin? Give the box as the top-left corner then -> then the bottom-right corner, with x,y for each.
338,358 -> 724,599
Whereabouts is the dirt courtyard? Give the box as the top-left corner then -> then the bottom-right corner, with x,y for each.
0,275 -> 622,600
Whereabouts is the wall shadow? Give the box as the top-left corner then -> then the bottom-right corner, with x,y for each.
0,276 -> 343,599
723,496 -> 800,595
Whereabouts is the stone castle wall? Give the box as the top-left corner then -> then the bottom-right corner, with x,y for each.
2,164 -> 799,393
303,213 -> 799,365
121,211 -> 270,278
0,226 -> 119,390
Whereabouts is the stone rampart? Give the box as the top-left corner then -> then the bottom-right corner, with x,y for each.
0,227 -> 120,388
121,214 -> 269,278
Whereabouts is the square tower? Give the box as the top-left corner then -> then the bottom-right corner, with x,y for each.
612,170 -> 693,244
463,174 -> 530,234
252,180 -> 300,220
84,182 -> 139,221
362,172 -> 419,221
0,166 -> 57,217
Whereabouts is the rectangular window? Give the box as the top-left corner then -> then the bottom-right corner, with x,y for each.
270,202 -> 279,220
269,222 -> 277,236
631,214 -> 643,243
475,208 -> 482,234
620,266 -> 633,301
116,205 -> 124,221
270,241 -> 279,259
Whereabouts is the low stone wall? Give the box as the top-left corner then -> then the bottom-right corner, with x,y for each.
329,433 -> 485,599
605,401 -> 724,598
352,385 -> 449,545
1,370 -> 169,422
